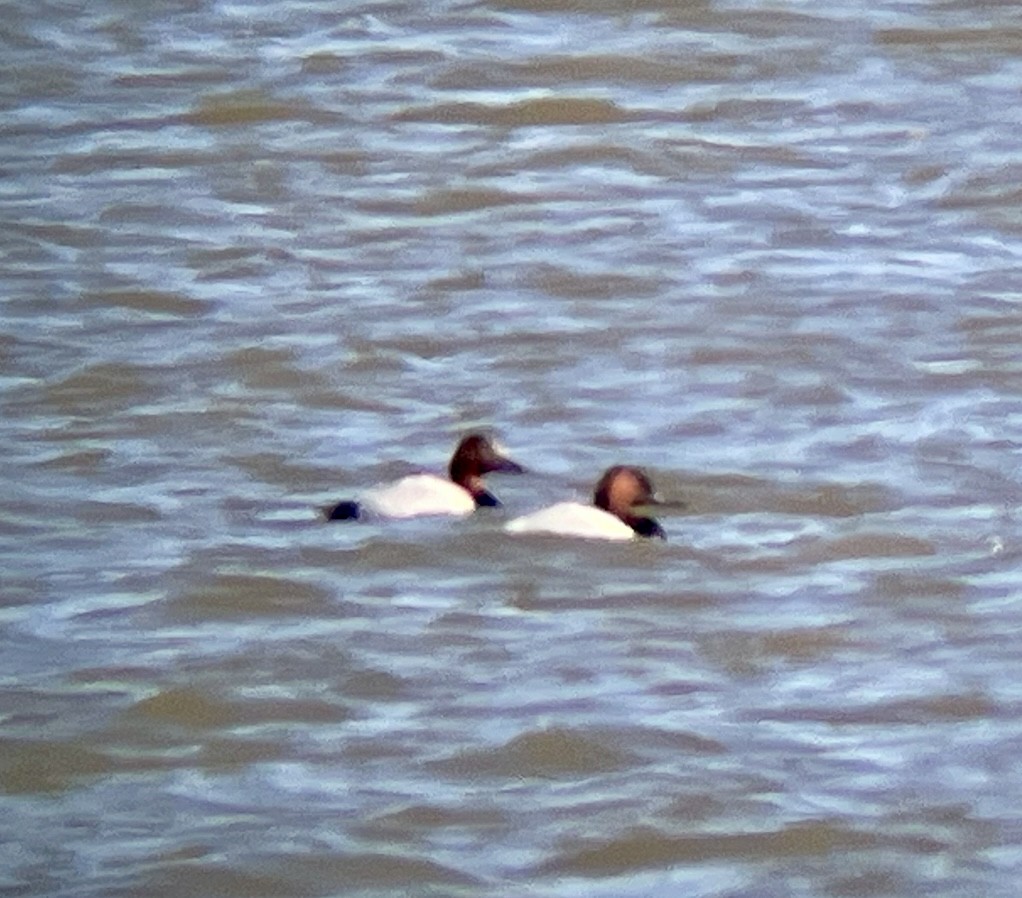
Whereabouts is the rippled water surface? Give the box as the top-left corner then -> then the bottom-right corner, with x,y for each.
3,0 -> 1022,895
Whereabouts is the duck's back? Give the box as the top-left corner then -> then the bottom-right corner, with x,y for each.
504,501 -> 636,541
362,474 -> 475,518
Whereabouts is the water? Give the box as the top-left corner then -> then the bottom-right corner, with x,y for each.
3,0 -> 1022,895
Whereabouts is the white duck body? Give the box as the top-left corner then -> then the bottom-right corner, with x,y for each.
504,501 -> 636,540
360,474 -> 475,519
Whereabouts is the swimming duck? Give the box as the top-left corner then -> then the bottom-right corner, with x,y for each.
504,465 -> 666,540
326,433 -> 524,520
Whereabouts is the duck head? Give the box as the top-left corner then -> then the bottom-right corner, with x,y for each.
593,465 -> 666,539
449,434 -> 525,507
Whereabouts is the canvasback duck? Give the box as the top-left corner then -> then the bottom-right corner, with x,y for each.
505,465 -> 666,540
326,433 -> 524,520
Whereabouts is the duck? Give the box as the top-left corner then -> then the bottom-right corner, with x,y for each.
504,465 -> 666,540
326,433 -> 524,520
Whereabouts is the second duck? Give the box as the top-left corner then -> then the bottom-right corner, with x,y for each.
505,465 -> 666,541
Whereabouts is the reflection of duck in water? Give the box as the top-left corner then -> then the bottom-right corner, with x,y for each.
505,465 -> 665,540
326,434 -> 524,521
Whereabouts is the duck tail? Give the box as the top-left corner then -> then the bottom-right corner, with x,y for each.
326,500 -> 361,521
